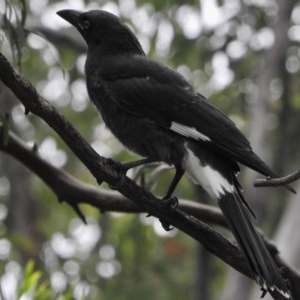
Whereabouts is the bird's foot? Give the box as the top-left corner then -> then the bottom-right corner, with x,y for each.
108,158 -> 153,189
107,159 -> 128,190
161,196 -> 179,210
158,196 -> 178,231
159,220 -> 174,231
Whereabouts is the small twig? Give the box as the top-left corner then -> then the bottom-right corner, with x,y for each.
254,168 -> 300,190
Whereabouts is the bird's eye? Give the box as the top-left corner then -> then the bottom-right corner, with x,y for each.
84,20 -> 90,29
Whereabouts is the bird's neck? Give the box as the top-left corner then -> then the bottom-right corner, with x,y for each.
87,35 -> 145,58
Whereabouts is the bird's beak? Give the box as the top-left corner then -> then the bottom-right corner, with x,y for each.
57,9 -> 82,28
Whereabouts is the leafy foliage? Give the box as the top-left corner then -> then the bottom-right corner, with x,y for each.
17,260 -> 76,300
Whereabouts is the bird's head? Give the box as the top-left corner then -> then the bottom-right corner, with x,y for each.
57,9 -> 145,55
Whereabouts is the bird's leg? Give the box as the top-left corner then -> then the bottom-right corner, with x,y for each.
159,166 -> 185,231
162,166 -> 185,205
121,157 -> 157,173
108,157 -> 159,189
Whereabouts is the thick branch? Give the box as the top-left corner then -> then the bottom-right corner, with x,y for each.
0,52 -> 299,299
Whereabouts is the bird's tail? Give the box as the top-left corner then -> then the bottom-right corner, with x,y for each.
218,188 -> 291,299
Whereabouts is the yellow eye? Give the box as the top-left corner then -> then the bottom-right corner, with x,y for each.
84,20 -> 90,29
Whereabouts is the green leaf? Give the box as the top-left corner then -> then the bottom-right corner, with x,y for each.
18,260 -> 42,297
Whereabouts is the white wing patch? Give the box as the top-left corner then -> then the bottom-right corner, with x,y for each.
170,122 -> 211,142
183,147 -> 234,199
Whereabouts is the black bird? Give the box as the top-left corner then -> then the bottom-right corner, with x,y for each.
57,9 -> 291,298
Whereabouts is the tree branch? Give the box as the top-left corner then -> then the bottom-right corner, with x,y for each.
0,125 -> 293,255
254,169 -> 300,189
0,126 -> 225,226
0,52 -> 299,299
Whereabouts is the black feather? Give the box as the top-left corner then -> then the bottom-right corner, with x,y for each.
218,189 -> 291,298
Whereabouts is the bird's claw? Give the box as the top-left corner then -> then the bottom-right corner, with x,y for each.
158,196 -> 178,231
160,220 -> 174,231
109,176 -> 126,190
162,196 -> 179,210
107,159 -> 128,189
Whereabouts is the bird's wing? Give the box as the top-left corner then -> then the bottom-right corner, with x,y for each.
99,55 -> 273,176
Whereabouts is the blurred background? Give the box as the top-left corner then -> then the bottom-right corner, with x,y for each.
0,0 -> 300,299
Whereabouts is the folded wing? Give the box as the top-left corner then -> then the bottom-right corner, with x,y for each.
100,55 -> 275,177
